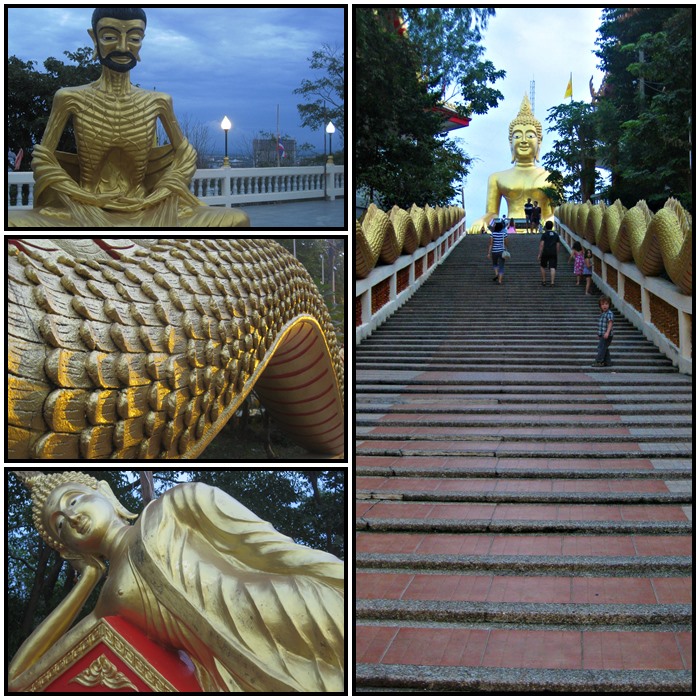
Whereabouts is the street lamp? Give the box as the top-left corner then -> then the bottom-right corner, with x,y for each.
221,116 -> 232,167
325,121 -> 336,165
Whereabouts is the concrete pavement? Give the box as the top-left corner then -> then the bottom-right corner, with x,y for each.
243,198 -> 345,229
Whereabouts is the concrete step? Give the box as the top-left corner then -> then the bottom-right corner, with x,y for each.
355,233 -> 692,689
355,663 -> 692,693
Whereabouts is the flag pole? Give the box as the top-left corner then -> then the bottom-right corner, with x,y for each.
276,104 -> 280,168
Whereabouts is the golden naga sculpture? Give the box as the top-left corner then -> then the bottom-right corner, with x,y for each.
469,95 -> 553,233
8,238 -> 345,459
8,471 -> 345,692
356,203 -> 465,278
556,198 -> 693,295
8,7 -> 248,228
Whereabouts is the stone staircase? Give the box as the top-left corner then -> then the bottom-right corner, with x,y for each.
355,234 -> 692,693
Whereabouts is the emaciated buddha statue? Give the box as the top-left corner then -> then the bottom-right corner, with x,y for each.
469,95 -> 553,233
8,7 -> 249,228
8,471 -> 344,692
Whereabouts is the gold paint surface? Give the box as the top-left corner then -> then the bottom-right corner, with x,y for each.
8,13 -> 248,229
9,476 -> 344,692
469,94 -> 554,233
8,239 -> 345,459
557,198 -> 692,294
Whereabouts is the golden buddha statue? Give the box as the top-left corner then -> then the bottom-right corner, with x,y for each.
8,471 -> 344,692
8,7 -> 249,228
469,95 -> 553,233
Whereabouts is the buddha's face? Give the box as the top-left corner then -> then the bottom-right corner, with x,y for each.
511,125 -> 540,163
89,18 -> 146,73
43,483 -> 119,554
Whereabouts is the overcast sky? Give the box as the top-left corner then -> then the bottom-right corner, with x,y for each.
447,6 -> 607,223
7,5 -> 345,156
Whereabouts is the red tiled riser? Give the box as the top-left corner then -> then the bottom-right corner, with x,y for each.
356,625 -> 691,670
356,456 -> 658,471
359,501 -> 689,522
356,572 -> 692,605
355,532 -> 693,556
356,477 -> 671,493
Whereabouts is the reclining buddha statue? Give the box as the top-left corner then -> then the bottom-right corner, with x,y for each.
8,7 -> 249,228
8,471 -> 344,692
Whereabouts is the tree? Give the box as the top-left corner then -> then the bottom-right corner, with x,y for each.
7,470 -> 345,664
157,113 -> 214,169
399,8 -> 504,118
542,101 -> 602,203
294,44 -> 345,143
274,238 -> 344,345
355,7 -> 503,209
594,7 -> 692,210
7,47 -> 101,169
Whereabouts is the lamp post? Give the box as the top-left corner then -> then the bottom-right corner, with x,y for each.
221,116 -> 232,167
325,121 -> 336,165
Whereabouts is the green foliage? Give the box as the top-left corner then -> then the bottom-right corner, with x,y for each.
273,238 -> 345,344
7,47 -> 101,168
593,7 -> 692,210
294,44 -> 345,142
355,8 -> 500,209
401,8 -> 504,116
7,470 -> 345,664
542,101 -> 602,203
540,171 -> 566,209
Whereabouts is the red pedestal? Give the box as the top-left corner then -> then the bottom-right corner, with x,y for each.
18,616 -> 202,692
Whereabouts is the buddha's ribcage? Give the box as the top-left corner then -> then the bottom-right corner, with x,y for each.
7,239 -> 345,459
72,91 -> 159,190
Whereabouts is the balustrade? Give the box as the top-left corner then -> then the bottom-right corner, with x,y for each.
7,165 -> 344,210
556,218 -> 692,375
355,216 -> 466,345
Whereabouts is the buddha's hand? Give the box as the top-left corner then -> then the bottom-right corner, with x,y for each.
142,188 -> 172,209
104,196 -> 147,213
71,557 -> 106,578
72,192 -> 116,209
469,216 -> 493,234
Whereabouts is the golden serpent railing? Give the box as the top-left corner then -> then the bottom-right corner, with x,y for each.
355,203 -> 465,344
555,198 -> 692,374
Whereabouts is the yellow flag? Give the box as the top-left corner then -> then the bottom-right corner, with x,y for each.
564,73 -> 573,99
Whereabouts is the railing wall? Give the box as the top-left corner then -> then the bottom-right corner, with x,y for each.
7,165 -> 344,210
355,217 -> 466,345
556,218 -> 692,375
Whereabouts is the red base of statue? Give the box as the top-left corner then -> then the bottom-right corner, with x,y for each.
15,615 -> 202,692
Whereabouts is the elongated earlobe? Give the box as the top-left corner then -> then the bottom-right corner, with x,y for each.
87,29 -> 98,61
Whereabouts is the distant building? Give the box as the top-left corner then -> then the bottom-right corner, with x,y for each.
253,138 -> 296,166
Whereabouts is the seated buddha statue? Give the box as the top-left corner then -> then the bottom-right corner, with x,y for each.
469,95 -> 553,233
8,7 -> 249,228
8,471 -> 344,692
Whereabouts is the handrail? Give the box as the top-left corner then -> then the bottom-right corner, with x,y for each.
7,165 -> 344,210
355,214 -> 466,345
556,216 -> 692,375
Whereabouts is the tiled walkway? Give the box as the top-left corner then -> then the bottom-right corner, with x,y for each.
355,234 -> 692,693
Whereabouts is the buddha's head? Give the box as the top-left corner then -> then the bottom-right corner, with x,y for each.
88,7 -> 147,74
24,472 -> 137,566
509,95 -> 542,164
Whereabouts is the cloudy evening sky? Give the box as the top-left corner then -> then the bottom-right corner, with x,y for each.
7,5 -> 346,158
446,6 -> 607,223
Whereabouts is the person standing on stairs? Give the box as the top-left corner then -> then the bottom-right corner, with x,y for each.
537,221 -> 560,286
568,241 -> 585,286
487,221 -> 509,285
592,295 -> 614,367
582,248 -> 594,295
